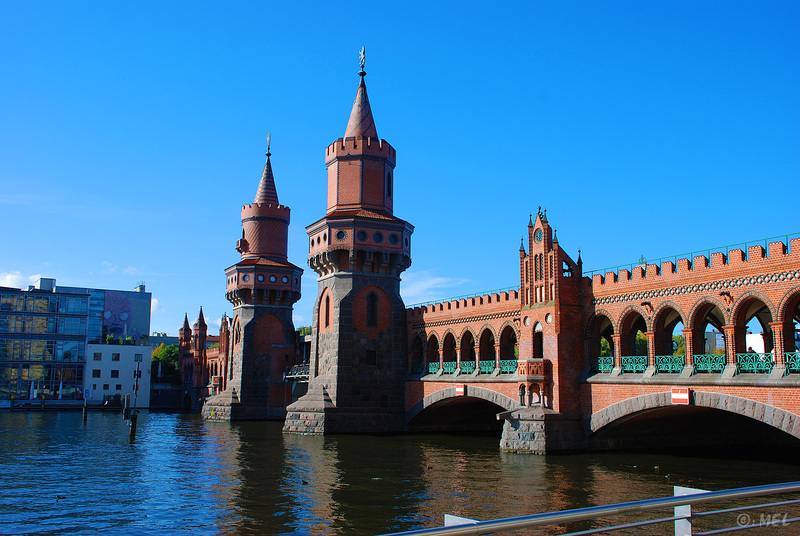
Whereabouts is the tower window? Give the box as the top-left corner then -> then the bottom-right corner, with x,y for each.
386,172 -> 392,198
324,296 -> 331,328
366,293 -> 378,328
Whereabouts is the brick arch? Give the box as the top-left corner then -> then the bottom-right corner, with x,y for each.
777,284 -> 800,322
686,296 -> 729,331
458,325 -> 477,342
585,309 -> 617,339
652,300 -> 687,330
586,391 -> 800,440
497,319 -> 519,340
426,330 -> 441,346
731,289 -> 777,326
405,385 -> 520,424
618,304 -> 649,333
478,323 -> 497,341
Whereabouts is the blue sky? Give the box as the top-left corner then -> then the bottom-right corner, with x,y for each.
1,1 -> 798,335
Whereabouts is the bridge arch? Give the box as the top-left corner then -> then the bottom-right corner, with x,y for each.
618,305 -> 649,358
587,391 -> 800,440
652,301 -> 686,356
777,285 -> 800,352
586,310 -> 616,365
406,385 -> 520,424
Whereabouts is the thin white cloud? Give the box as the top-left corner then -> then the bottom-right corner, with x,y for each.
401,270 -> 471,305
151,297 -> 161,313
0,272 -> 23,288
101,261 -> 118,274
123,266 -> 138,275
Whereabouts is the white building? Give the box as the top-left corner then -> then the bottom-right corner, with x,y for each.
86,343 -> 151,408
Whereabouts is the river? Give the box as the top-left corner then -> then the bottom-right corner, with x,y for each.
1,411 -> 798,535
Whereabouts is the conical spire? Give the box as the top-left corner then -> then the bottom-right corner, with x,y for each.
344,47 -> 378,139
182,313 -> 190,331
254,135 -> 280,205
195,306 -> 206,327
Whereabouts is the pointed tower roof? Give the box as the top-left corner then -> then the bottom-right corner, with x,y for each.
344,48 -> 378,139
254,135 -> 279,205
181,313 -> 191,332
195,306 -> 206,327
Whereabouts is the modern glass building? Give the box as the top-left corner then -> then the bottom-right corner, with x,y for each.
0,278 -> 151,401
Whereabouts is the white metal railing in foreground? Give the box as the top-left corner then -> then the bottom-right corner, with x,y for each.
378,481 -> 800,536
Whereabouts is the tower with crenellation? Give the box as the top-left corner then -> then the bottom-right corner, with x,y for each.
283,52 -> 414,434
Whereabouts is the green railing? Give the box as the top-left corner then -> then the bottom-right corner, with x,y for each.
499,360 -> 517,374
654,354 -> 685,373
736,353 -> 774,374
693,354 -> 726,373
620,355 -> 647,373
460,361 -> 476,374
479,360 -> 496,374
410,363 -> 424,375
427,362 -> 440,374
785,352 -> 800,374
442,361 -> 457,375
592,355 -> 613,373
585,231 -> 800,278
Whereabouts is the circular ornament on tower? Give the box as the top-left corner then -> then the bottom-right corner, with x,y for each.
545,313 -> 553,324
374,232 -> 383,243
281,276 -> 288,284
357,231 -> 367,241
242,275 -> 250,282
389,234 -> 398,244
269,275 -> 277,283
336,230 -> 346,240
534,229 -> 543,243
524,316 -> 531,326
257,274 -> 264,282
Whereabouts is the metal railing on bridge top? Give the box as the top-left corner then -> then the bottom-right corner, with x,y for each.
379,481 -> 800,536
584,231 -> 800,279
407,286 -> 519,309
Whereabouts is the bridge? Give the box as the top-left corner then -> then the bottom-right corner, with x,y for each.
402,216 -> 800,453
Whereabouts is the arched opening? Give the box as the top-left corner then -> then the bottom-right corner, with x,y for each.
459,331 -> 476,373
426,335 -> 440,374
653,306 -> 685,373
478,329 -> 496,374
619,310 -> 648,373
498,325 -> 518,374
782,291 -> 800,373
324,295 -> 331,328
590,405 -> 800,456
588,314 -> 614,373
442,333 -> 457,374
409,336 -> 424,375
733,296 -> 774,374
690,301 -> 727,373
366,292 -> 378,328
532,323 -> 544,359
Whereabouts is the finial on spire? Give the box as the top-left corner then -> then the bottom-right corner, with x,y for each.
266,133 -> 272,157
359,46 -> 366,76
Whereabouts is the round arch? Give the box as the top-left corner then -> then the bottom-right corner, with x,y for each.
731,290 -> 777,327
652,301 -> 686,357
687,296 -> 729,332
587,391 -> 800,440
777,285 -> 800,353
405,385 -> 520,424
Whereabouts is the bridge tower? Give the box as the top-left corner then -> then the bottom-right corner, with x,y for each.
284,53 -> 414,434
203,141 -> 303,421
500,208 -> 587,452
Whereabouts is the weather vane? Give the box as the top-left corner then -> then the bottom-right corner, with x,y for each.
266,133 -> 271,157
359,46 -> 366,74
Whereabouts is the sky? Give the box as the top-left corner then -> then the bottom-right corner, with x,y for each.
1,1 -> 798,336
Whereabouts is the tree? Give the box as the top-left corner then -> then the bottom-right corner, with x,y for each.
151,343 -> 180,385
672,335 -> 685,356
297,326 -> 312,336
635,331 -> 648,356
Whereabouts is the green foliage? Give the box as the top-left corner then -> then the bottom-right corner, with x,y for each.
105,334 -> 115,344
151,343 -> 180,385
634,331 -> 648,356
297,326 -> 312,336
672,335 -> 685,356
600,338 -> 611,357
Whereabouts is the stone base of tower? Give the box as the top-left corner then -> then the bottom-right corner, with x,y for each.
499,408 -> 585,454
283,384 -> 405,434
202,387 -> 287,421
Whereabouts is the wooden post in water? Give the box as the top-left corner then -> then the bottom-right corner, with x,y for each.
123,394 -> 131,420
40,393 -> 45,411
82,398 -> 88,423
9,394 -> 13,412
129,412 -> 138,442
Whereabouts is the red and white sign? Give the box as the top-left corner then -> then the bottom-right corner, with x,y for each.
671,387 -> 690,405
456,384 -> 465,396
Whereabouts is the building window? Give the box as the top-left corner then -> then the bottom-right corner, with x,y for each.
93,353 -> 102,361
111,370 -> 119,379
386,172 -> 392,198
134,353 -> 142,362
103,384 -> 109,390
324,296 -> 330,328
92,370 -> 101,378
115,384 -> 122,391
366,293 -> 378,328
112,353 -> 120,361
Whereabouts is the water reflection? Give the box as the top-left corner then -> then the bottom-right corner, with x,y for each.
0,412 -> 798,535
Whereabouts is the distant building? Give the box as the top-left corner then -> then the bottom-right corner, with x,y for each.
0,278 -> 151,403
178,308 -> 231,410
86,343 -> 151,407
150,333 -> 179,349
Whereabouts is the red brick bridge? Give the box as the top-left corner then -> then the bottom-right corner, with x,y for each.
403,212 -> 800,453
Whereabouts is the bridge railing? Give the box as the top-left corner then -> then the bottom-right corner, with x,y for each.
584,231 -> 800,279
378,481 -> 800,536
786,352 -> 800,374
736,353 -> 774,374
422,360 -> 522,376
655,354 -> 684,373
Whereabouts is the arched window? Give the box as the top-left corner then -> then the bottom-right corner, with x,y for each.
366,292 -> 378,328
324,295 -> 331,328
386,172 -> 392,198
